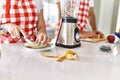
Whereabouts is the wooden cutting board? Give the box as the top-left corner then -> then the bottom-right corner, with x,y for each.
80,36 -> 107,43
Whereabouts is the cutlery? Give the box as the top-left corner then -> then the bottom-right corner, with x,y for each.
19,27 -> 33,44
23,35 -> 33,44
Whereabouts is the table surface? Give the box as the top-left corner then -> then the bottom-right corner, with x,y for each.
0,41 -> 120,80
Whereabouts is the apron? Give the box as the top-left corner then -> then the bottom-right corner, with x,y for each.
0,0 -> 38,44
77,0 -> 89,31
54,0 -> 89,38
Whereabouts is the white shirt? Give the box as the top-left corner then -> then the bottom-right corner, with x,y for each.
0,0 -> 43,17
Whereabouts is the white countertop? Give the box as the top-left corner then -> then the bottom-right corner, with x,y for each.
0,41 -> 120,80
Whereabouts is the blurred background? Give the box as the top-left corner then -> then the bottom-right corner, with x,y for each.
42,0 -> 58,38
42,0 -> 120,38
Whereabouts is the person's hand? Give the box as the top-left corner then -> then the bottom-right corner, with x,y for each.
94,30 -> 104,38
35,32 -> 51,46
80,31 -> 98,38
3,23 -> 21,38
80,30 -> 104,38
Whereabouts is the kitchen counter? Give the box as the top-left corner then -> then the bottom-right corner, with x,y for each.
0,41 -> 120,80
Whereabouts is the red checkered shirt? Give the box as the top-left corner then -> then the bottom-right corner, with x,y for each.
77,0 -> 89,31
0,0 -> 38,43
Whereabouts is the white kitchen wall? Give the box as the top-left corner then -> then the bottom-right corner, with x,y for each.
95,0 -> 119,35
94,0 -> 100,26
97,0 -> 114,35
116,1 -> 120,32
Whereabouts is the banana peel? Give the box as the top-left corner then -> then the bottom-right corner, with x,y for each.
56,50 -> 78,62
40,50 -> 78,62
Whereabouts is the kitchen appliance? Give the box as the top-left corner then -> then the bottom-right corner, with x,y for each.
55,0 -> 81,48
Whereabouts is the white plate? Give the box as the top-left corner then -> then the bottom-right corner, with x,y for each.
24,43 -> 55,51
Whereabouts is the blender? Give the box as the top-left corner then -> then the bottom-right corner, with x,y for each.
55,0 -> 81,48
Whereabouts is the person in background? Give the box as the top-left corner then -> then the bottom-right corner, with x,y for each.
55,0 -> 104,38
0,0 -> 50,45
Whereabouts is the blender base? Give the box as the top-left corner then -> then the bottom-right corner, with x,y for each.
55,43 -> 81,48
